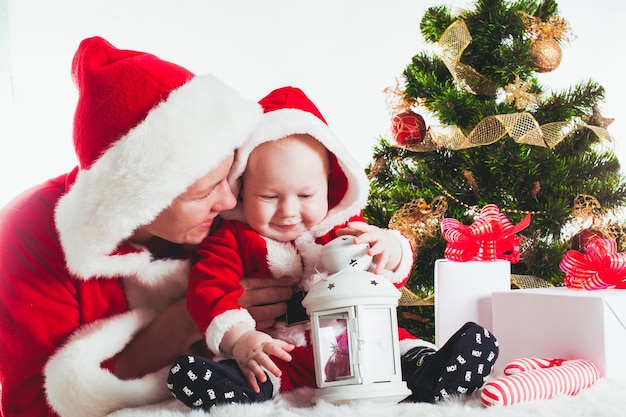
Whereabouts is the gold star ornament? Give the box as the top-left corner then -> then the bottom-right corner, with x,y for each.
504,75 -> 538,110
590,106 -> 614,129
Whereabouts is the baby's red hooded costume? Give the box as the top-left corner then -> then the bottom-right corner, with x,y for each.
187,86 -> 433,394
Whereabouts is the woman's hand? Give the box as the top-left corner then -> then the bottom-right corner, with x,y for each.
239,275 -> 297,330
114,276 -> 296,380
114,298 -> 202,380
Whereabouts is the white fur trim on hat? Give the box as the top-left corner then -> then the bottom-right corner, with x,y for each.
55,74 -> 262,280
225,107 -> 369,237
399,338 -> 436,355
44,309 -> 169,417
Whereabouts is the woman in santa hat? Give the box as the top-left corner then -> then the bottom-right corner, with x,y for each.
168,86 -> 500,409
0,37 -> 295,417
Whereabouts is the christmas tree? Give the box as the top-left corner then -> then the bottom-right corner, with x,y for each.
365,0 -> 626,341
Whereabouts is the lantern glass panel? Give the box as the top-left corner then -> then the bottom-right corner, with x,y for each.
317,312 -> 353,383
357,306 -> 396,381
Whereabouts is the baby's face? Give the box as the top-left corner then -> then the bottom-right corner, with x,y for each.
241,134 -> 329,241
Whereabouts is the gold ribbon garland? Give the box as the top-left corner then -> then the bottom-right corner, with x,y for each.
398,112 -> 613,152
399,286 -> 434,306
394,18 -> 612,152
439,19 -> 497,96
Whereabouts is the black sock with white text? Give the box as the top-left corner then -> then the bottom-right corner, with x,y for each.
167,355 -> 273,410
402,322 -> 499,402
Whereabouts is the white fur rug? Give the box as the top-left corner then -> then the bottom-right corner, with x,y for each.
110,375 -> 625,417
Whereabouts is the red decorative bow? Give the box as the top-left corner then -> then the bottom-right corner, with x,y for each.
560,238 -> 626,290
440,204 -> 531,262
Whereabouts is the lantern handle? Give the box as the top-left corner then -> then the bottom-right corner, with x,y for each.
313,254 -> 373,282
313,259 -> 331,281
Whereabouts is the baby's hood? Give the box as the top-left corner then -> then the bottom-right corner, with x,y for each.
225,86 -> 369,236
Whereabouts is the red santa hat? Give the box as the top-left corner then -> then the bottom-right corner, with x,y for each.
54,37 -> 262,279
226,86 -> 370,236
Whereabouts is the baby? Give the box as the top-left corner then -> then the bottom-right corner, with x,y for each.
168,86 -> 498,409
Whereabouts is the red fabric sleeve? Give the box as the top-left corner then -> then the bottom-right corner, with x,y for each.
187,221 -> 271,333
0,175 -> 127,417
314,213 -> 367,245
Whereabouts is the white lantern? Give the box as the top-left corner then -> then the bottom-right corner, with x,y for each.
301,236 -> 411,404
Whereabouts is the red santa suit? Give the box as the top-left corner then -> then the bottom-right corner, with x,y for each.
186,87 -> 432,395
0,37 -> 262,417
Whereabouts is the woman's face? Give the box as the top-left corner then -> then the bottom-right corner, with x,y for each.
137,154 -> 237,245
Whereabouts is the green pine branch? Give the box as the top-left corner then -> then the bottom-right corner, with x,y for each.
365,0 -> 626,342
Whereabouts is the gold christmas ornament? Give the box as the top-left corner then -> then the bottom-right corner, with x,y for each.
388,196 -> 448,256
530,37 -> 562,73
607,222 -> 626,252
522,13 -> 572,73
504,75 -> 539,109
571,194 -> 604,219
567,194 -> 626,252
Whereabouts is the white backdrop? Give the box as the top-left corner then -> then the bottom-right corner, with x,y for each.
2,0 -> 625,207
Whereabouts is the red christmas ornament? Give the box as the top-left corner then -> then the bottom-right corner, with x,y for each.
570,228 -> 609,253
391,110 -> 426,147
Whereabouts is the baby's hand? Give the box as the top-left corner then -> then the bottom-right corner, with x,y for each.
231,330 -> 294,392
336,222 -> 402,273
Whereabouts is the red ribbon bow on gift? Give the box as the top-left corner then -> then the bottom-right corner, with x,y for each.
440,204 -> 531,262
560,238 -> 626,290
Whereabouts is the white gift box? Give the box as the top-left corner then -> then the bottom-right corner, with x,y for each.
492,287 -> 626,377
434,259 -> 511,348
